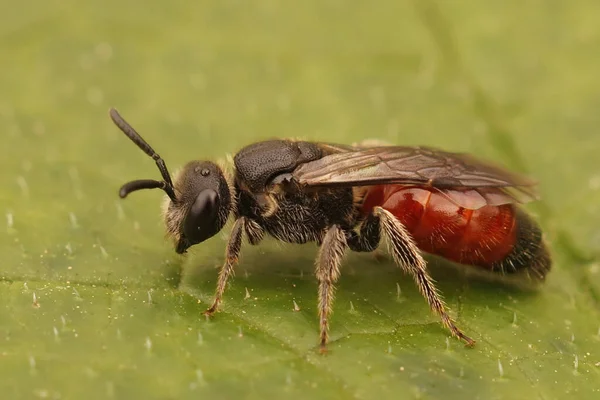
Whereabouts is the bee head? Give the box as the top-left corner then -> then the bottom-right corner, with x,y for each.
109,108 -> 231,254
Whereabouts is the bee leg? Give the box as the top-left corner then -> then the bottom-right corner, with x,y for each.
204,217 -> 251,316
346,213 -> 380,252
244,218 -> 265,246
315,224 -> 348,353
373,207 -> 475,347
345,215 -> 389,262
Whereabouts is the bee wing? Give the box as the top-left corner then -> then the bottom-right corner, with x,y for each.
293,146 -> 539,209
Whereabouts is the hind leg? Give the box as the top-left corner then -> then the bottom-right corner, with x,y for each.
348,208 -> 474,346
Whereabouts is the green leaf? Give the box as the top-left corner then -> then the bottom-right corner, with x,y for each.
1,0 -> 599,399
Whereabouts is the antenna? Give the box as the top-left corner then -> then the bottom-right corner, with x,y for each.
109,108 -> 177,201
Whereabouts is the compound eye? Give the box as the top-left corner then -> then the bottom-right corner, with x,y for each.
182,189 -> 220,244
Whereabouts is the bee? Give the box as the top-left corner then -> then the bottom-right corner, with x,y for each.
109,108 -> 551,352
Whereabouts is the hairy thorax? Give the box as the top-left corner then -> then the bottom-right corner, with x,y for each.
236,185 -> 356,244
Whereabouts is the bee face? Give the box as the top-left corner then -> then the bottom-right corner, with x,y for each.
109,108 -> 232,254
165,161 -> 231,254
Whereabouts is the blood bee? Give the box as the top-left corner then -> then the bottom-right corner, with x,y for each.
109,108 -> 551,352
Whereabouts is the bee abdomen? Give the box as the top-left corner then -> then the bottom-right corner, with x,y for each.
489,208 -> 551,280
361,185 -> 550,279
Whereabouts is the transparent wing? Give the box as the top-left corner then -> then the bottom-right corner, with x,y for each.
294,146 -> 539,209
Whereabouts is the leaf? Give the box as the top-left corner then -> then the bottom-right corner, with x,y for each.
1,0 -> 599,399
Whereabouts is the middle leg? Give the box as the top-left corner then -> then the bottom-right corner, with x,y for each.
315,224 -> 348,353
204,217 -> 264,316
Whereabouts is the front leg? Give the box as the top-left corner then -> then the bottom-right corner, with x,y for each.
204,217 -> 263,315
315,224 -> 348,353
244,218 -> 265,245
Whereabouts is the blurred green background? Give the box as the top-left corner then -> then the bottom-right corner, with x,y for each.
1,0 -> 600,399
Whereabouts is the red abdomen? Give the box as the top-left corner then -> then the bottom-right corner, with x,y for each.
361,185 -> 517,268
